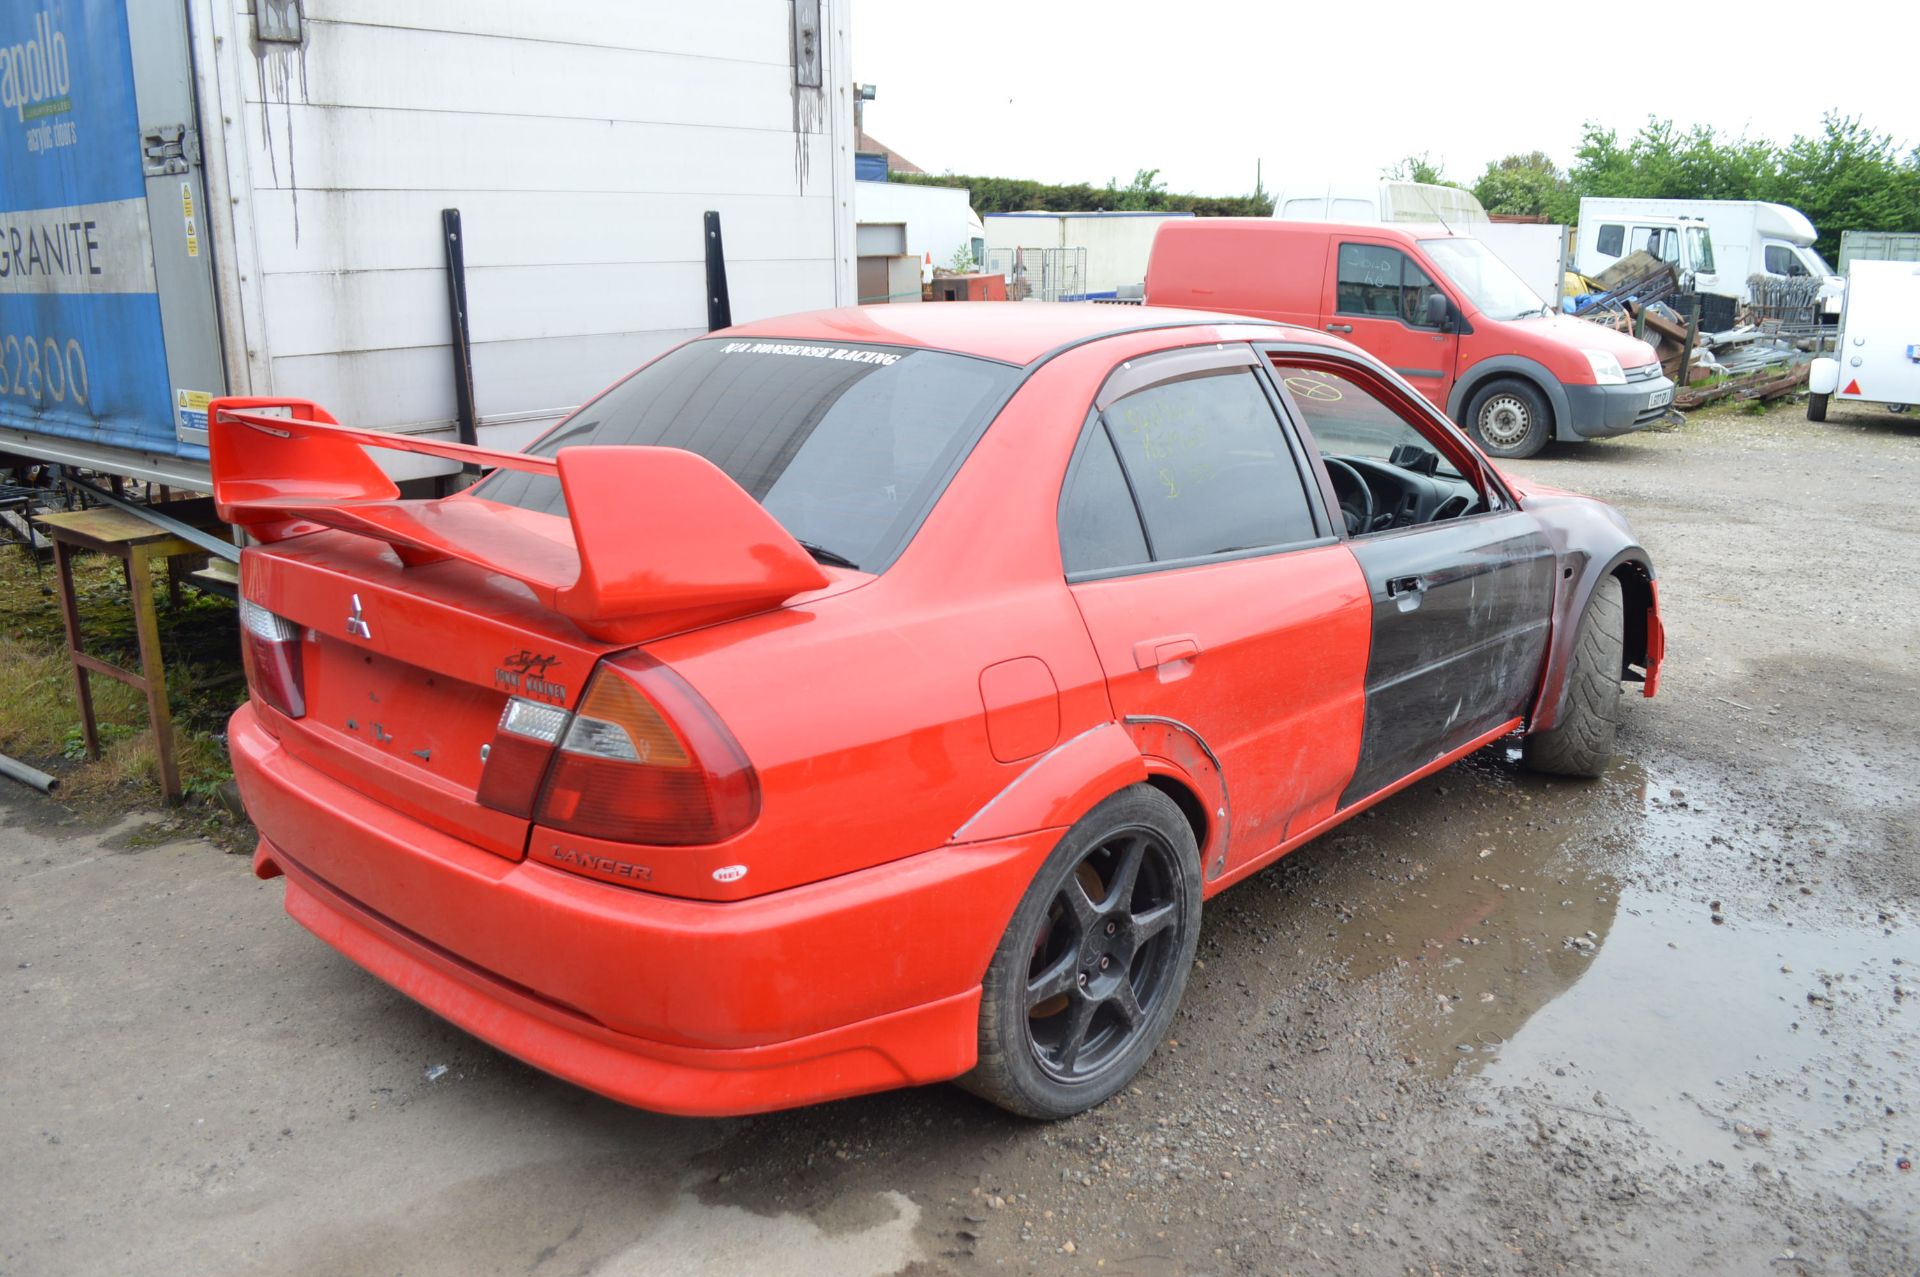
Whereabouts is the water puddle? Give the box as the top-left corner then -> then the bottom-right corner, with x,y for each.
1308,744 -> 1916,1212
591,1188 -> 922,1276
1480,893 -> 1912,1181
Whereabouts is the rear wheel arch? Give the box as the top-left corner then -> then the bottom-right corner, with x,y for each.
1142,771 -> 1210,870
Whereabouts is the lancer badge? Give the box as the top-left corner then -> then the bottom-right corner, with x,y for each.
346,593 -> 372,640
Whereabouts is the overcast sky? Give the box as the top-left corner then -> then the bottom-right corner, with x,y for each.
849,0 -> 1920,197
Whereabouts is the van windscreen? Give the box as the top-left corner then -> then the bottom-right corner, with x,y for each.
1419,238 -> 1546,321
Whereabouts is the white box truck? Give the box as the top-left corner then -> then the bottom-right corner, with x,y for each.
1574,198 -> 1843,320
0,0 -> 856,489
1807,259 -> 1920,420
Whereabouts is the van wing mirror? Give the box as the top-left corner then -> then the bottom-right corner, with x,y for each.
1423,291 -> 1452,329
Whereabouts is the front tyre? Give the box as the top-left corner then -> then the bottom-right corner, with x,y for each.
1465,377 -> 1552,458
1523,573 -> 1626,778
1807,391 -> 1828,422
960,785 -> 1201,1119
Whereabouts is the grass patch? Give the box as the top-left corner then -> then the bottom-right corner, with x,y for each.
0,542 -> 248,821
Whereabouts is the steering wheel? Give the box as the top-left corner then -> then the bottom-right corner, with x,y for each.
1323,457 -> 1374,537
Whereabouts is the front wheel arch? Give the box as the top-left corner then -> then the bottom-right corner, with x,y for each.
1612,561 -> 1655,679
1462,376 -> 1554,457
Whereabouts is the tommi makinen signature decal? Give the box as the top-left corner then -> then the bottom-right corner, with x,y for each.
0,1 -> 177,455
495,650 -> 566,703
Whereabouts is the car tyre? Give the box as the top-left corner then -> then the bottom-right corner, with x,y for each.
960,785 -> 1201,1120
1808,391 -> 1828,422
1523,573 -> 1626,778
1465,377 -> 1552,459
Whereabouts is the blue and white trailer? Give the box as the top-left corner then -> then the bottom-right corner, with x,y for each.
1,0 -> 856,488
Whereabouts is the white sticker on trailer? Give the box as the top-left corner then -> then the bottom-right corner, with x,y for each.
0,197 -> 158,295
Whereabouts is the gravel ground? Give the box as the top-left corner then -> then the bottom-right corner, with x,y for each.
2,399 -> 1915,1276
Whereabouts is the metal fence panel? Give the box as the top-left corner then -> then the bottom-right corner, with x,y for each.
984,246 -> 1089,303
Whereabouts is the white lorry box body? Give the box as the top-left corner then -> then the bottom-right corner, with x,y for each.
0,0 -> 856,488
1272,181 -> 1565,306
1575,198 -> 1841,315
1808,260 -> 1920,413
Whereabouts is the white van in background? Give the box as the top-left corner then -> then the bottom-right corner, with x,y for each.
1272,180 -> 1568,307
1575,198 -> 1843,318
1273,180 -> 1490,226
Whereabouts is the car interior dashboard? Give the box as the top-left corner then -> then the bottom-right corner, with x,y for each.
1323,444 -> 1484,536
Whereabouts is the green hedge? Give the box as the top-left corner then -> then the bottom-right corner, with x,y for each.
890,171 -> 1273,218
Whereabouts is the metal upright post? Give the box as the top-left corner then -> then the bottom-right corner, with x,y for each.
705,211 -> 733,332
442,209 -> 480,479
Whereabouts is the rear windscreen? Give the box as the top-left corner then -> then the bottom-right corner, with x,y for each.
479,338 -> 1019,572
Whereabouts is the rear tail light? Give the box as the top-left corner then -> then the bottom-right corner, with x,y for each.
475,697 -> 568,817
239,598 -> 306,719
475,654 -> 759,847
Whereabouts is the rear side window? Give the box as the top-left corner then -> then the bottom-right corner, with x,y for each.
1595,223 -> 1624,257
480,339 -> 1019,572
1102,370 -> 1318,562
1059,426 -> 1151,575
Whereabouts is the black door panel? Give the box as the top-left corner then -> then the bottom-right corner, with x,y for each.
1340,513 -> 1555,806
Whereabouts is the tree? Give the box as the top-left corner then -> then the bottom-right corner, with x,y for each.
1760,114 -> 1920,259
1565,113 -> 1920,259
1383,152 -> 1454,186
1472,151 -> 1570,221
1103,168 -> 1168,211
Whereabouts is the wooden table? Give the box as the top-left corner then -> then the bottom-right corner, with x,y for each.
35,507 -> 206,804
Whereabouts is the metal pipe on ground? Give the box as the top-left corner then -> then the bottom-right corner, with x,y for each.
0,751 -> 59,794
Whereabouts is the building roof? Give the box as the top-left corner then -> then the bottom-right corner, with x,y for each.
853,128 -> 923,176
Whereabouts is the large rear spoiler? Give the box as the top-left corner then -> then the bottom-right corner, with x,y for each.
209,397 -> 830,642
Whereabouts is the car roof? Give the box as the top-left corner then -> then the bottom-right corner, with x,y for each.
719,302 -> 1304,366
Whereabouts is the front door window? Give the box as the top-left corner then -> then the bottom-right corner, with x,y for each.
1336,244 -> 1445,331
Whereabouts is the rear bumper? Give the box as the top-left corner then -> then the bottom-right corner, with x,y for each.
1560,374 -> 1674,440
230,703 -> 1053,1116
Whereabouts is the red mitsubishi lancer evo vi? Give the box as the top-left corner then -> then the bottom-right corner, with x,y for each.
217,304 -> 1662,1120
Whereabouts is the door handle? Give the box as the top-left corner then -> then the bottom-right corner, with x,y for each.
1133,634 -> 1201,670
1325,323 -> 1353,333
1386,575 -> 1426,597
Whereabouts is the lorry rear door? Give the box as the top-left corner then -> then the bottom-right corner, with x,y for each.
1318,238 -> 1459,413
0,1 -> 225,462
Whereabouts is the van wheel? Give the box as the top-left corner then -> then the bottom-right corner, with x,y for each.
959,785 -> 1201,1120
1466,378 -> 1551,458
1807,392 -> 1828,422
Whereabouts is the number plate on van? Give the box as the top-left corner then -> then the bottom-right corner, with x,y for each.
1647,387 -> 1673,409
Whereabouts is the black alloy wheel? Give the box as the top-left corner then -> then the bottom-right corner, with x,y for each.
962,785 -> 1201,1118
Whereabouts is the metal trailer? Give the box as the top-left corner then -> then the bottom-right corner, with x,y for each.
0,0 -> 857,490
1808,259 -> 1920,420
1837,230 -> 1920,273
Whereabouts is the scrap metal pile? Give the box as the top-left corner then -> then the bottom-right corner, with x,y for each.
1565,252 -> 1829,410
